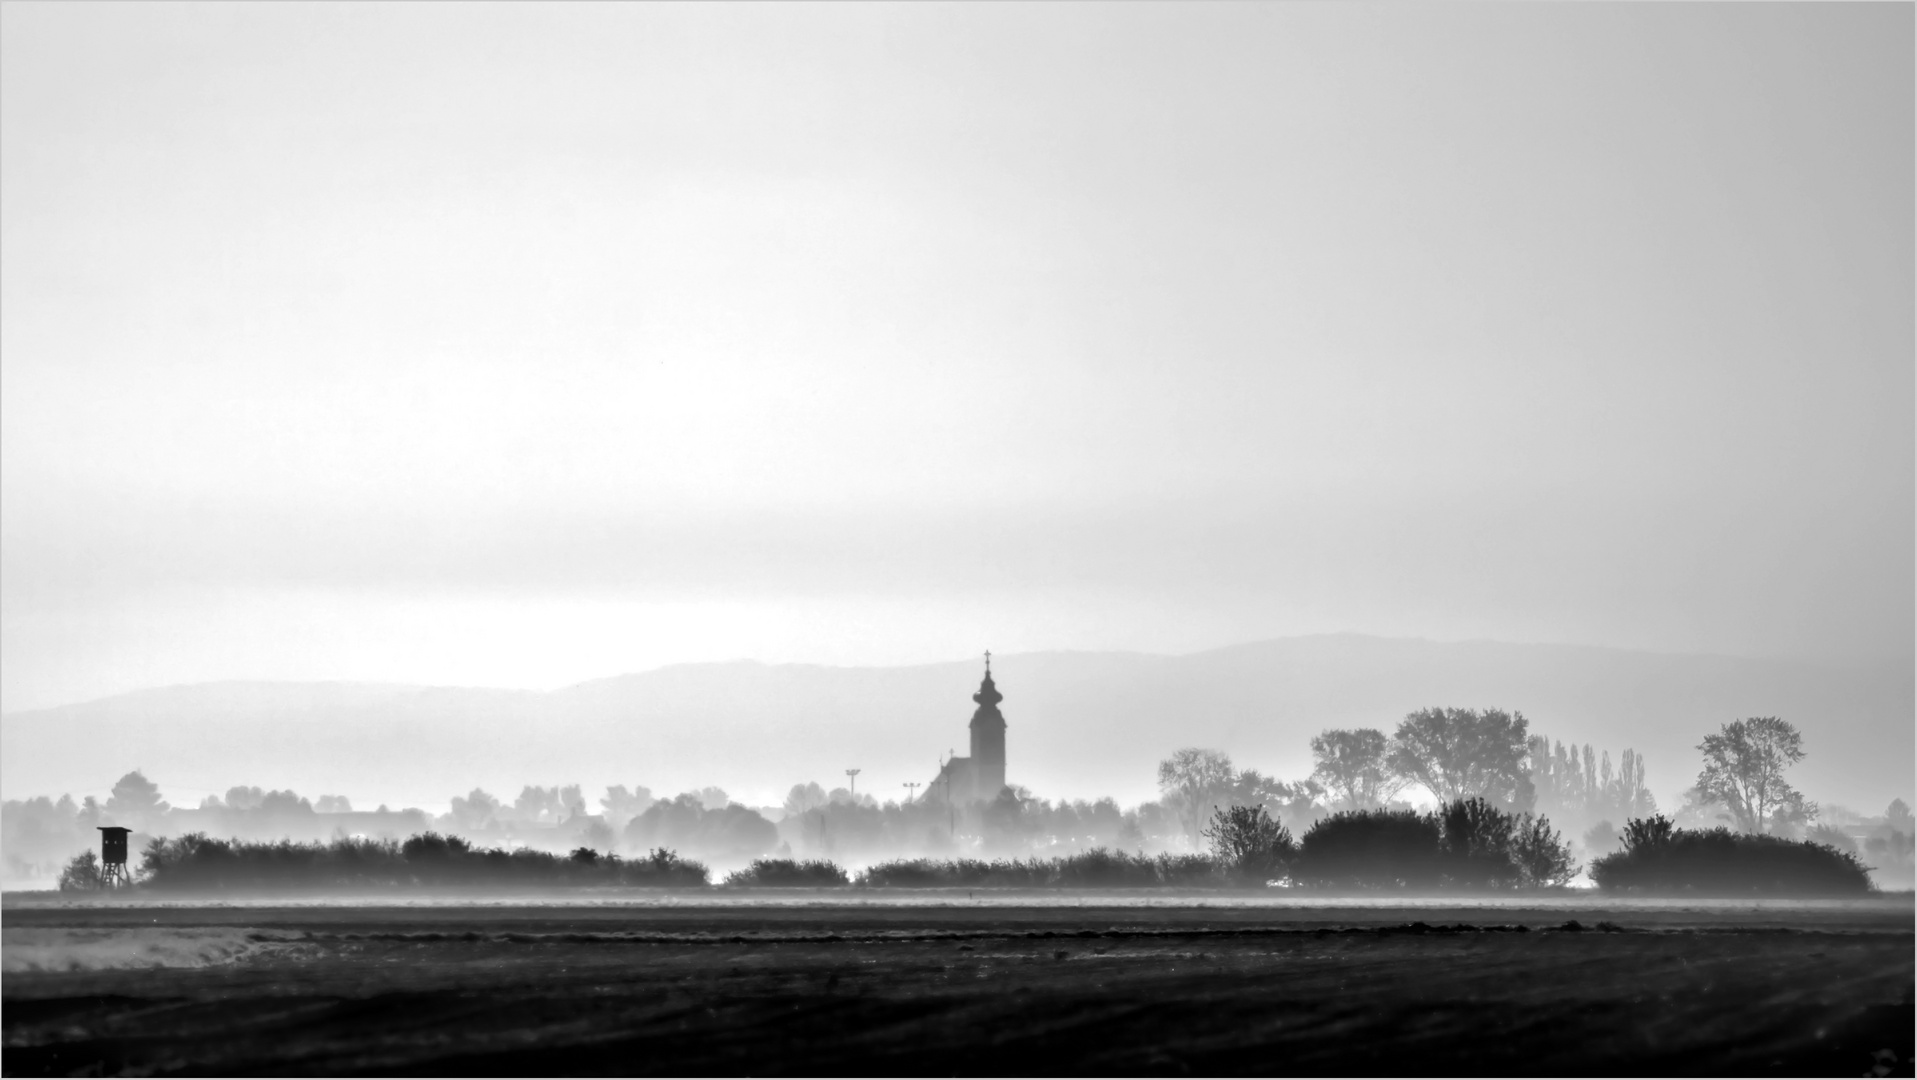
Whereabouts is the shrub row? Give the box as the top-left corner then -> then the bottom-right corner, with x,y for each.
66,814 -> 1872,895
723,858 -> 850,887
856,849 -> 1219,888
1590,816 -> 1872,894
1201,798 -> 1579,889
79,832 -> 710,891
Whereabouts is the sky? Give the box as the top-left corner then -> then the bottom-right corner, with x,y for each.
2,3 -> 1911,713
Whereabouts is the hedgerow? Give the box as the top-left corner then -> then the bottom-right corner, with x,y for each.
1590,816 -> 1872,894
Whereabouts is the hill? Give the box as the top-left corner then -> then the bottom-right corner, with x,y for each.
2,636 -> 1908,814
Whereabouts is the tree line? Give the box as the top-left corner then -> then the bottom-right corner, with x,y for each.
10,705 -> 1912,890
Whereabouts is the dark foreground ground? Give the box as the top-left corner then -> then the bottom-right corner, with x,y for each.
3,894 -> 1912,1076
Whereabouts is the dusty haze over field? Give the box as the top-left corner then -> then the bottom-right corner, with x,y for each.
1,0 -> 1910,806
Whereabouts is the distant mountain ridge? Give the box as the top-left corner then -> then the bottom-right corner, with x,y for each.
3,635 -> 1909,815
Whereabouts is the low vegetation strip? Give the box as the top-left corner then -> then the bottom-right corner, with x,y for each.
64,832 -> 711,891
722,858 -> 850,887
273,922 -> 1611,948
54,803 -> 1876,896
856,850 -> 1218,888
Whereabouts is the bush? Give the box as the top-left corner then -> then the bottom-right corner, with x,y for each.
625,847 -> 710,887
1435,797 -> 1578,888
1203,805 -> 1294,884
1052,848 -> 1170,888
57,850 -> 103,892
1295,808 -> 1442,888
1150,852 -> 1224,887
1591,816 -> 1873,894
1436,797 -> 1523,888
856,857 -> 1055,888
724,858 -> 850,887
1512,814 -> 1579,887
854,851 -> 1224,888
1293,800 -> 1576,889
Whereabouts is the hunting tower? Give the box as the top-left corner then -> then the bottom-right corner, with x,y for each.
98,826 -> 132,888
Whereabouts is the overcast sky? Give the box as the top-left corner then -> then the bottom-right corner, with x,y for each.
2,3 -> 1910,712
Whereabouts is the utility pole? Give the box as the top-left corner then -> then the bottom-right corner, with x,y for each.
903,782 -> 921,804
846,768 -> 861,799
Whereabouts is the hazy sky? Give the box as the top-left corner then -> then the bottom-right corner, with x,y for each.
3,3 -> 1911,712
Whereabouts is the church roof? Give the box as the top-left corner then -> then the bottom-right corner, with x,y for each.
970,651 -> 1005,728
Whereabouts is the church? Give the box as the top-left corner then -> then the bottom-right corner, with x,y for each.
928,653 -> 1008,805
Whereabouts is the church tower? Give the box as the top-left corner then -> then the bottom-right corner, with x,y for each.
968,652 -> 1007,799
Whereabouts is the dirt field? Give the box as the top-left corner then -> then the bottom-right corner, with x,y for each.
4,893 -> 1911,1076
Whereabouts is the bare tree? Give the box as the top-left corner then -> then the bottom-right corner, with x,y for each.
1386,708 -> 1535,810
1157,748 -> 1236,850
1310,728 -> 1399,809
1695,717 -> 1813,835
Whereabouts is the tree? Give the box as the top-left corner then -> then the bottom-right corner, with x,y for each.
1695,717 -> 1814,835
1311,728 -> 1399,809
1887,799 -> 1912,831
104,770 -> 169,829
1527,738 -> 1658,835
624,795 -> 777,862
513,786 -> 563,824
224,786 -> 266,810
1227,770 -> 1327,835
256,790 -> 313,816
1387,708 -> 1535,810
1157,748 -> 1236,850
580,818 -> 615,852
1612,749 -> 1657,820
783,783 -> 828,817
1511,814 -> 1578,887
1202,804 -> 1294,884
1582,819 -> 1619,857
58,850 -> 103,892
1435,796 -> 1523,888
981,786 -> 1038,854
448,788 -> 501,832
600,785 -> 656,832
